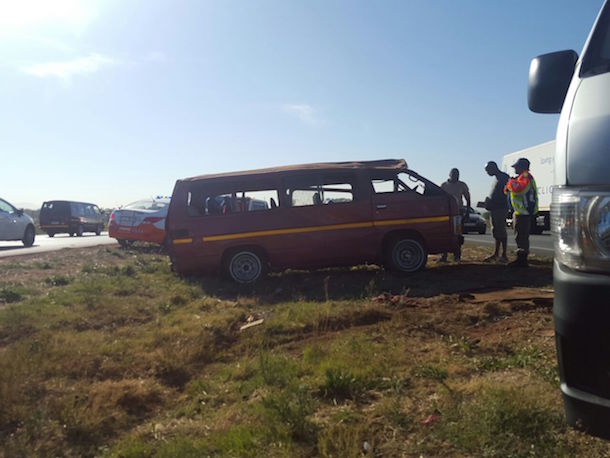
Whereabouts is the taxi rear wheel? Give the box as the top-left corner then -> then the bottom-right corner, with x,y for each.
227,250 -> 265,284
386,237 -> 427,273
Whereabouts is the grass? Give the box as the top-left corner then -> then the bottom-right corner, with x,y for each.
0,246 -> 609,457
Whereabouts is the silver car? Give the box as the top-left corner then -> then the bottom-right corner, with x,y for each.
0,198 -> 35,247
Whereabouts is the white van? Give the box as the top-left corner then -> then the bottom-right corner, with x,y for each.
528,0 -> 610,439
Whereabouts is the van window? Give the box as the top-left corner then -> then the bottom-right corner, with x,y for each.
71,203 -> 85,216
581,3 -> 610,77
286,175 -> 355,207
42,201 -> 70,217
187,186 -> 279,216
372,171 -> 426,196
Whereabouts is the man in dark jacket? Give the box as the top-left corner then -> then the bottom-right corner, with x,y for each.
483,161 -> 509,263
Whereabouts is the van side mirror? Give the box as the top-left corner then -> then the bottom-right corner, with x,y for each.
16,208 -> 24,216
528,50 -> 578,113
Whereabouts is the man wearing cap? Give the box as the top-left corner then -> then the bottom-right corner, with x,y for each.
505,157 -> 538,267
483,161 -> 510,263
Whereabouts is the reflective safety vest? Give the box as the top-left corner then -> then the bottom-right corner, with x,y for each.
505,171 -> 538,216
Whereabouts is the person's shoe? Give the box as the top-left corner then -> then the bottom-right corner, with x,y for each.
453,256 -> 461,264
483,255 -> 497,263
437,255 -> 448,263
508,258 -> 528,267
497,255 -> 509,264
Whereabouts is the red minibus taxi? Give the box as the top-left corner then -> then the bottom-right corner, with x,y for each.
166,159 -> 461,282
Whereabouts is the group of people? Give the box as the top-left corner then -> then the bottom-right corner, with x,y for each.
439,157 -> 538,267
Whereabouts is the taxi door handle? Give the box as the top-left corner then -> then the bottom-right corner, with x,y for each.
376,204 -> 388,210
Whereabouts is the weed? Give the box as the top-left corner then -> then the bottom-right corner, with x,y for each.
170,294 -> 188,306
262,384 -> 316,442
322,368 -> 364,400
259,352 -> 300,388
44,275 -> 71,287
440,386 -> 570,457
303,344 -> 328,366
363,277 -> 377,297
35,261 -> 53,270
317,420 -> 369,458
0,287 -> 23,304
414,363 -> 448,383
476,345 -> 559,385
158,302 -> 173,314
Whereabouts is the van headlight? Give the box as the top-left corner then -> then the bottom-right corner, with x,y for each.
587,196 -> 610,257
552,188 -> 610,272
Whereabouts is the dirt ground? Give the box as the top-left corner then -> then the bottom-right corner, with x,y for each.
6,244 -> 608,457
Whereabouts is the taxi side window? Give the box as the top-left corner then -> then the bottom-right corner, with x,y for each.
285,174 -> 356,207
187,186 -> 279,216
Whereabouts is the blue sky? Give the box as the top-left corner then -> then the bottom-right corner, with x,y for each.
1,0 -> 604,208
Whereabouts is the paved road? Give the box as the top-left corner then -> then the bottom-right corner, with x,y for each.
0,232 -> 117,258
1,231 -> 553,260
464,232 -> 554,257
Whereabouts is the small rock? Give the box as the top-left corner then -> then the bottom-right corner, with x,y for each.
363,441 -> 371,453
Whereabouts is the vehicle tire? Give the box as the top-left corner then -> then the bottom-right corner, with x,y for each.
76,225 -> 84,237
479,226 -> 486,235
22,225 -> 35,247
385,237 -> 427,273
227,250 -> 265,284
95,225 -> 102,236
118,239 -> 132,249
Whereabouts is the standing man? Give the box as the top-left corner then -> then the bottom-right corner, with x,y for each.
439,168 -> 470,263
483,161 -> 510,263
505,157 -> 538,267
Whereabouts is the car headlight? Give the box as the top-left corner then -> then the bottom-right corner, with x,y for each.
552,187 -> 610,272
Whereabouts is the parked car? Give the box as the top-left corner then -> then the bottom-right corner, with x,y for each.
0,198 -> 35,246
109,197 -> 171,248
462,207 -> 487,234
40,200 -> 104,237
166,159 -> 462,282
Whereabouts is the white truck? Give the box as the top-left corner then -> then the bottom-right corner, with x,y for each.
501,140 -> 554,234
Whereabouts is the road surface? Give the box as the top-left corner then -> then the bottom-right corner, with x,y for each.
464,232 -> 554,257
0,233 -> 117,258
1,231 -> 553,260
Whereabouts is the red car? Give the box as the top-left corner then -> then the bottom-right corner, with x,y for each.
109,197 -> 170,247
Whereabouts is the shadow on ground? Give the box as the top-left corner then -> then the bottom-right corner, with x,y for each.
184,260 -> 553,304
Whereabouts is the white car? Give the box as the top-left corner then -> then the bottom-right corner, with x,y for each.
0,198 -> 35,247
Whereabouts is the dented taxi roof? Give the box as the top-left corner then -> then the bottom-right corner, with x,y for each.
180,159 -> 408,182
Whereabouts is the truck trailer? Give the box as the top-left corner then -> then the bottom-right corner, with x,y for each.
501,140 -> 554,234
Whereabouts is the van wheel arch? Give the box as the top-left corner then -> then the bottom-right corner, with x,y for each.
222,245 -> 269,283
